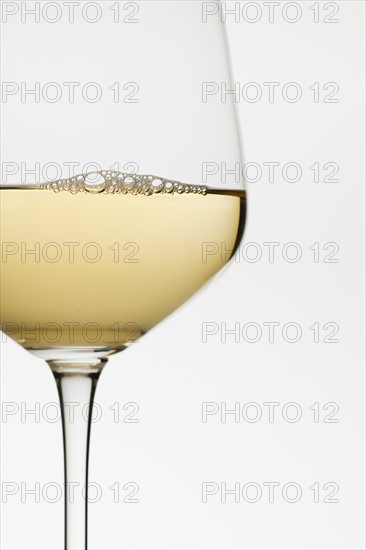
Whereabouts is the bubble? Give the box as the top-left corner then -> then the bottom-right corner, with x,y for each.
45,170 -> 207,196
151,178 -> 163,192
84,173 -> 106,193
123,176 -> 135,187
51,182 -> 60,193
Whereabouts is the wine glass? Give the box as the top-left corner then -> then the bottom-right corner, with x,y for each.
0,1 -> 246,548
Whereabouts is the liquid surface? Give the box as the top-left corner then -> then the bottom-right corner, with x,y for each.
0,175 -> 245,351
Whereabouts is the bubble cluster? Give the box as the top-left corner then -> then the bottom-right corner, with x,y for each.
42,171 -> 207,196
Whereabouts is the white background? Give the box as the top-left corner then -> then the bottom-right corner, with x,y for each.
1,1 -> 365,549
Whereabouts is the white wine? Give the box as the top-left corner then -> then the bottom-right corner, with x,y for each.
0,171 -> 245,351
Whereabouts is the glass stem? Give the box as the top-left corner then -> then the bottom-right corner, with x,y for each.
48,359 -> 107,550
